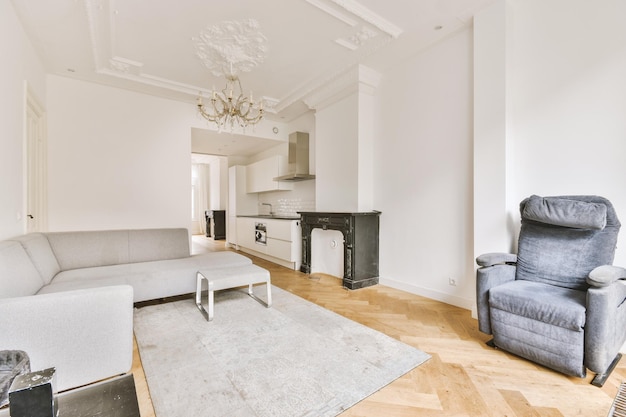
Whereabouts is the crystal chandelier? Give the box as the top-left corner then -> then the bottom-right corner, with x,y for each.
197,74 -> 264,131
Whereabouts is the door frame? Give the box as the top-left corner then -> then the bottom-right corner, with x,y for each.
24,82 -> 48,233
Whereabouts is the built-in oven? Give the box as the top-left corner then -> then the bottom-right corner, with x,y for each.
255,222 -> 267,245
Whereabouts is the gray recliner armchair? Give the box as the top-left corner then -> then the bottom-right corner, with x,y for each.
476,195 -> 626,386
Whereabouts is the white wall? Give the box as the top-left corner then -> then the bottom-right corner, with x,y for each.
506,0 -> 626,266
375,0 -> 626,311
357,89 -> 375,211
47,75 -> 204,231
315,93 -> 359,212
473,0 -> 626,268
473,0 -> 513,260
213,156 -> 228,211
0,0 -> 47,239
374,27 -> 475,309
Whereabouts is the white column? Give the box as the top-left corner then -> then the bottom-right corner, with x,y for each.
473,0 -> 514,260
306,65 -> 381,212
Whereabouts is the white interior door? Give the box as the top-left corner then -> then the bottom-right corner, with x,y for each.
25,85 -> 47,233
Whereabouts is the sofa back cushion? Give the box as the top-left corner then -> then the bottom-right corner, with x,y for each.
128,228 -> 190,262
12,233 -> 61,284
45,228 -> 190,271
0,241 -> 44,298
46,230 -> 131,271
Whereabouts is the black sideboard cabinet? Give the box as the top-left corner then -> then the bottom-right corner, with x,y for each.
299,211 -> 380,290
205,210 -> 226,240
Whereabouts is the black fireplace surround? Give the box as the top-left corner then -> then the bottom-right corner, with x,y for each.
298,211 -> 381,290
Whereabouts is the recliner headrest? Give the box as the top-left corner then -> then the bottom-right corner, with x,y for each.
521,195 -> 607,230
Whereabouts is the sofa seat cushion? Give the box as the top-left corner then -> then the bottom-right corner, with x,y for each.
0,242 -> 44,299
38,252 -> 252,302
489,280 -> 586,331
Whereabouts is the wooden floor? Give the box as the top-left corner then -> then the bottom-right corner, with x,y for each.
131,236 -> 626,417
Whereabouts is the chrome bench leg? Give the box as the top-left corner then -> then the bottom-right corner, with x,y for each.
195,272 -> 211,322
247,281 -> 272,309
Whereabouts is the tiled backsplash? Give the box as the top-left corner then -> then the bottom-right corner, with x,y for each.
258,196 -> 315,216
275,197 -> 316,216
257,181 -> 315,216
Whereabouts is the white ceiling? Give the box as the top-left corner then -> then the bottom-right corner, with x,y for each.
191,127 -> 286,157
10,0 -> 497,154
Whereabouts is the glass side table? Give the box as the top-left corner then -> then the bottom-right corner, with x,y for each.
0,373 -> 139,417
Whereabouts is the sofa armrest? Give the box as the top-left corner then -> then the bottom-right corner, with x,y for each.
587,265 -> 626,287
0,285 -> 134,392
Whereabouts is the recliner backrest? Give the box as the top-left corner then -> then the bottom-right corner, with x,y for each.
516,195 -> 620,291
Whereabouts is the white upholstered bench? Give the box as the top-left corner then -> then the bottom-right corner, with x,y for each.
195,264 -> 272,321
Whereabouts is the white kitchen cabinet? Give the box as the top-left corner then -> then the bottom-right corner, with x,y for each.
228,216 -> 237,247
266,219 -> 301,262
265,219 -> 300,262
246,156 -> 294,193
236,217 -> 260,251
266,237 -> 293,261
228,166 -> 258,247
235,216 -> 302,270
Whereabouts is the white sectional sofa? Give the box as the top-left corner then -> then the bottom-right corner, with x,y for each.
0,228 -> 254,392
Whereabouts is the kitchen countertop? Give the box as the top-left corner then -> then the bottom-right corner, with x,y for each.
237,214 -> 301,220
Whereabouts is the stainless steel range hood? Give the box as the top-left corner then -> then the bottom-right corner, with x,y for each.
274,131 -> 316,182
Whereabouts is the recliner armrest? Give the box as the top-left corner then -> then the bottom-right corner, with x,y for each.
476,261 -> 516,334
586,279 -> 626,373
476,252 -> 517,267
587,265 -> 626,287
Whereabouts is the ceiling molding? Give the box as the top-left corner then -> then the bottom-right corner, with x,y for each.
305,0 -> 403,38
109,56 -> 142,74
330,0 -> 402,38
96,66 -> 199,97
82,0 -> 396,119
273,30 -> 392,114
84,0 -> 112,70
84,2 -> 281,111
304,0 -> 358,27
270,0 -> 398,114
335,26 -> 378,51
14,0 -> 497,123
302,64 -> 381,111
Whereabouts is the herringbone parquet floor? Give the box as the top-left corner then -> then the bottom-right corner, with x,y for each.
131,236 -> 626,417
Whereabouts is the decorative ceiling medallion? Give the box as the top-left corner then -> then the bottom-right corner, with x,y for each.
193,19 -> 268,77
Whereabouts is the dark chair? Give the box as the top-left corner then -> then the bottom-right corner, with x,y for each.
476,195 -> 626,386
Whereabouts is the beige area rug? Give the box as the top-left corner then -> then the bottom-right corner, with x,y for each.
134,285 -> 430,417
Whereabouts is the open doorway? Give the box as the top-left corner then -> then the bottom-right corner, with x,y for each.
191,153 -> 228,236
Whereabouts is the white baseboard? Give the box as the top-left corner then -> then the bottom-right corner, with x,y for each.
379,277 -> 474,311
